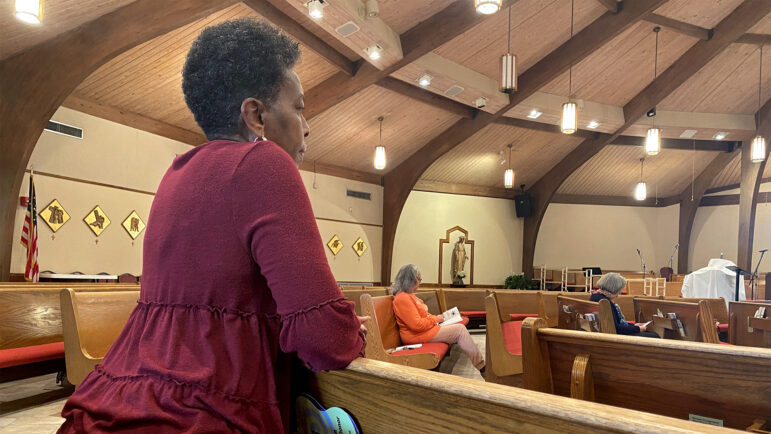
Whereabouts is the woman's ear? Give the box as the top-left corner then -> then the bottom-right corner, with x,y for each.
241,97 -> 267,140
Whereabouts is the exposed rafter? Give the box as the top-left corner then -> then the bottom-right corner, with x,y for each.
522,0 -> 771,278
610,135 -> 736,152
379,0 -> 668,284
645,14 -> 712,41
596,0 -> 621,14
736,33 -> 771,45
243,0 -> 358,76
375,77 -> 477,119
303,0 -> 519,119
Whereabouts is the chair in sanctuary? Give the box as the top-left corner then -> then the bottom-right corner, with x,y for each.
359,294 -> 448,370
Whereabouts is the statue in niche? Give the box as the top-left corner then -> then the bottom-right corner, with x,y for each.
451,236 -> 468,285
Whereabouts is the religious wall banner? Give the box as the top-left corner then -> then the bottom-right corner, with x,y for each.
39,199 -> 70,232
84,205 -> 110,236
327,235 -> 343,255
121,210 -> 146,240
352,237 -> 367,257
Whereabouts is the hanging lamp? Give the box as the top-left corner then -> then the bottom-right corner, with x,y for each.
634,158 -> 647,201
646,27 -> 662,156
504,144 -> 514,189
374,116 -> 387,170
752,45 -> 766,163
500,6 -> 517,93
561,0 -> 577,134
475,0 -> 502,15
15,0 -> 41,24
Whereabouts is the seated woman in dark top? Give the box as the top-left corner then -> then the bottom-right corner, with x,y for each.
590,273 -> 659,338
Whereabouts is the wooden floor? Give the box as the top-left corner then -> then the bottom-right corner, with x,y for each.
0,331 -> 485,432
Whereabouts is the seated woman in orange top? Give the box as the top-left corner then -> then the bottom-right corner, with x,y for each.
391,264 -> 485,375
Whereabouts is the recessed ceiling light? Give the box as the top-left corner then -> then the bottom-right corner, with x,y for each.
713,132 -> 728,140
587,120 -> 600,129
364,44 -> 382,60
306,0 -> 325,19
526,109 -> 542,119
680,129 -> 697,139
417,73 -> 433,87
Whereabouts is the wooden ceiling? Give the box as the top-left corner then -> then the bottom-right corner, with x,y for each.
9,0 -> 771,198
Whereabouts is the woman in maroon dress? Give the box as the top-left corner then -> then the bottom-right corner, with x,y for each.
59,19 -> 366,433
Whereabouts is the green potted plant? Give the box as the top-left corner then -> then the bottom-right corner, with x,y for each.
504,274 -> 539,290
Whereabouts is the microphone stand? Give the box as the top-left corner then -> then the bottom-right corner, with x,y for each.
668,245 -> 679,270
637,250 -> 646,278
752,249 -> 767,300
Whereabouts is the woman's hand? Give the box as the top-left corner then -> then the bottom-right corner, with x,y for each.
357,316 -> 370,335
434,314 -> 444,324
638,323 -> 647,332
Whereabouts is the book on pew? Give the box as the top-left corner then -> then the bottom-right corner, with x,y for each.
386,344 -> 423,354
439,307 -> 463,326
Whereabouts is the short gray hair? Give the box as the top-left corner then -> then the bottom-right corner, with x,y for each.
392,264 -> 420,296
596,272 -> 627,294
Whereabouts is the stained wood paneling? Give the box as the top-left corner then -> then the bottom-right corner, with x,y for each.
0,0 -> 136,60
710,152 -> 742,188
748,13 -> 771,34
659,43 -> 771,114
434,0 -> 607,82
557,145 -> 716,197
652,0 -> 745,29
420,123 -> 583,189
376,0 -> 456,35
541,22 -> 698,107
305,85 -> 461,174
72,3 -> 340,134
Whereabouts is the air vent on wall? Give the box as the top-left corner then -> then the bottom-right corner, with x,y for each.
336,21 -> 360,37
445,85 -> 465,97
346,189 -> 371,200
45,120 -> 83,139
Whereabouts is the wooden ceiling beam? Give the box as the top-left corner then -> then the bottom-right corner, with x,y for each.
379,0 -> 667,284
522,0 -> 771,278
413,179 -> 516,200
595,0 -> 621,14
62,95 -> 206,146
736,33 -> 771,45
299,159 -> 382,186
645,14 -> 712,41
303,0 -> 519,120
374,77 -> 477,119
243,0 -> 358,76
610,135 -> 737,152
551,193 -> 678,207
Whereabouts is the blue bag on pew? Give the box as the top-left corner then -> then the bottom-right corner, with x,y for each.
296,393 -> 360,434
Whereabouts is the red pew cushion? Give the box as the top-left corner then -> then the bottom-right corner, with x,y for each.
717,323 -> 729,333
0,342 -> 65,369
391,342 -> 450,359
461,311 -> 486,318
501,320 -> 525,355
509,313 -> 539,321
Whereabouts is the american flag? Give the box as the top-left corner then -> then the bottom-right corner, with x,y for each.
20,173 -> 39,282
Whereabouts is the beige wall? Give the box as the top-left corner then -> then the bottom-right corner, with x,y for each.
392,191 -> 523,286
534,203 -> 679,273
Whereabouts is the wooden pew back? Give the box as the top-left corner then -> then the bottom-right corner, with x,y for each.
522,317 -> 771,430
440,288 -> 487,313
556,296 -> 615,334
729,301 -> 771,348
490,290 -> 543,319
634,298 -> 719,343
414,290 -> 442,314
341,288 -> 389,316
305,358 -> 728,433
538,291 -> 559,326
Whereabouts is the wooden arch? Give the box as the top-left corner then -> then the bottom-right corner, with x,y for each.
437,226 -> 474,286
0,0 -> 237,280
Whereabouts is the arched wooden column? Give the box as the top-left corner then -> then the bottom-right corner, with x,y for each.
0,0 -> 237,280
738,99 -> 771,272
677,149 -> 740,274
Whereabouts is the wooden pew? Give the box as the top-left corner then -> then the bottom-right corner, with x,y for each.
341,288 -> 389,316
556,295 -> 615,334
440,288 -> 488,322
359,294 -> 447,370
304,358 -> 728,433
729,301 -> 771,348
634,298 -> 719,343
522,317 -> 771,430
414,290 -> 442,315
538,291 -> 559,327
484,292 -> 542,386
0,284 -> 139,382
60,288 -> 139,385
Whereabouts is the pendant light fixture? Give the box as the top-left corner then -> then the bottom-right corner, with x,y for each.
374,116 -> 387,170
752,45 -> 766,163
306,0 -> 325,19
646,27 -> 662,156
475,0 -> 502,15
504,144 -> 514,189
15,0 -> 42,24
634,158 -> 647,201
561,0 -> 577,134
500,6 -> 517,93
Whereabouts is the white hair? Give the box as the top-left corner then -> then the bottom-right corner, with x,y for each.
392,264 -> 420,295
596,272 -> 627,294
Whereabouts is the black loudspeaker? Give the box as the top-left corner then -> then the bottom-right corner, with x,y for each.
514,194 -> 533,218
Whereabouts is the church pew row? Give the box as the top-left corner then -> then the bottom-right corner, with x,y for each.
634,298 -> 720,343
522,317 -> 771,430
0,284 -> 139,382
340,288 -> 389,316
730,301 -> 771,348
60,288 -> 139,385
556,295 -> 616,334
306,358 -> 727,433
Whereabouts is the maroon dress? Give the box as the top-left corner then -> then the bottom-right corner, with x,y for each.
59,140 -> 365,433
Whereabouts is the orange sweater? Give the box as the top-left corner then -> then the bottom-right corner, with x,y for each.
392,292 -> 443,344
